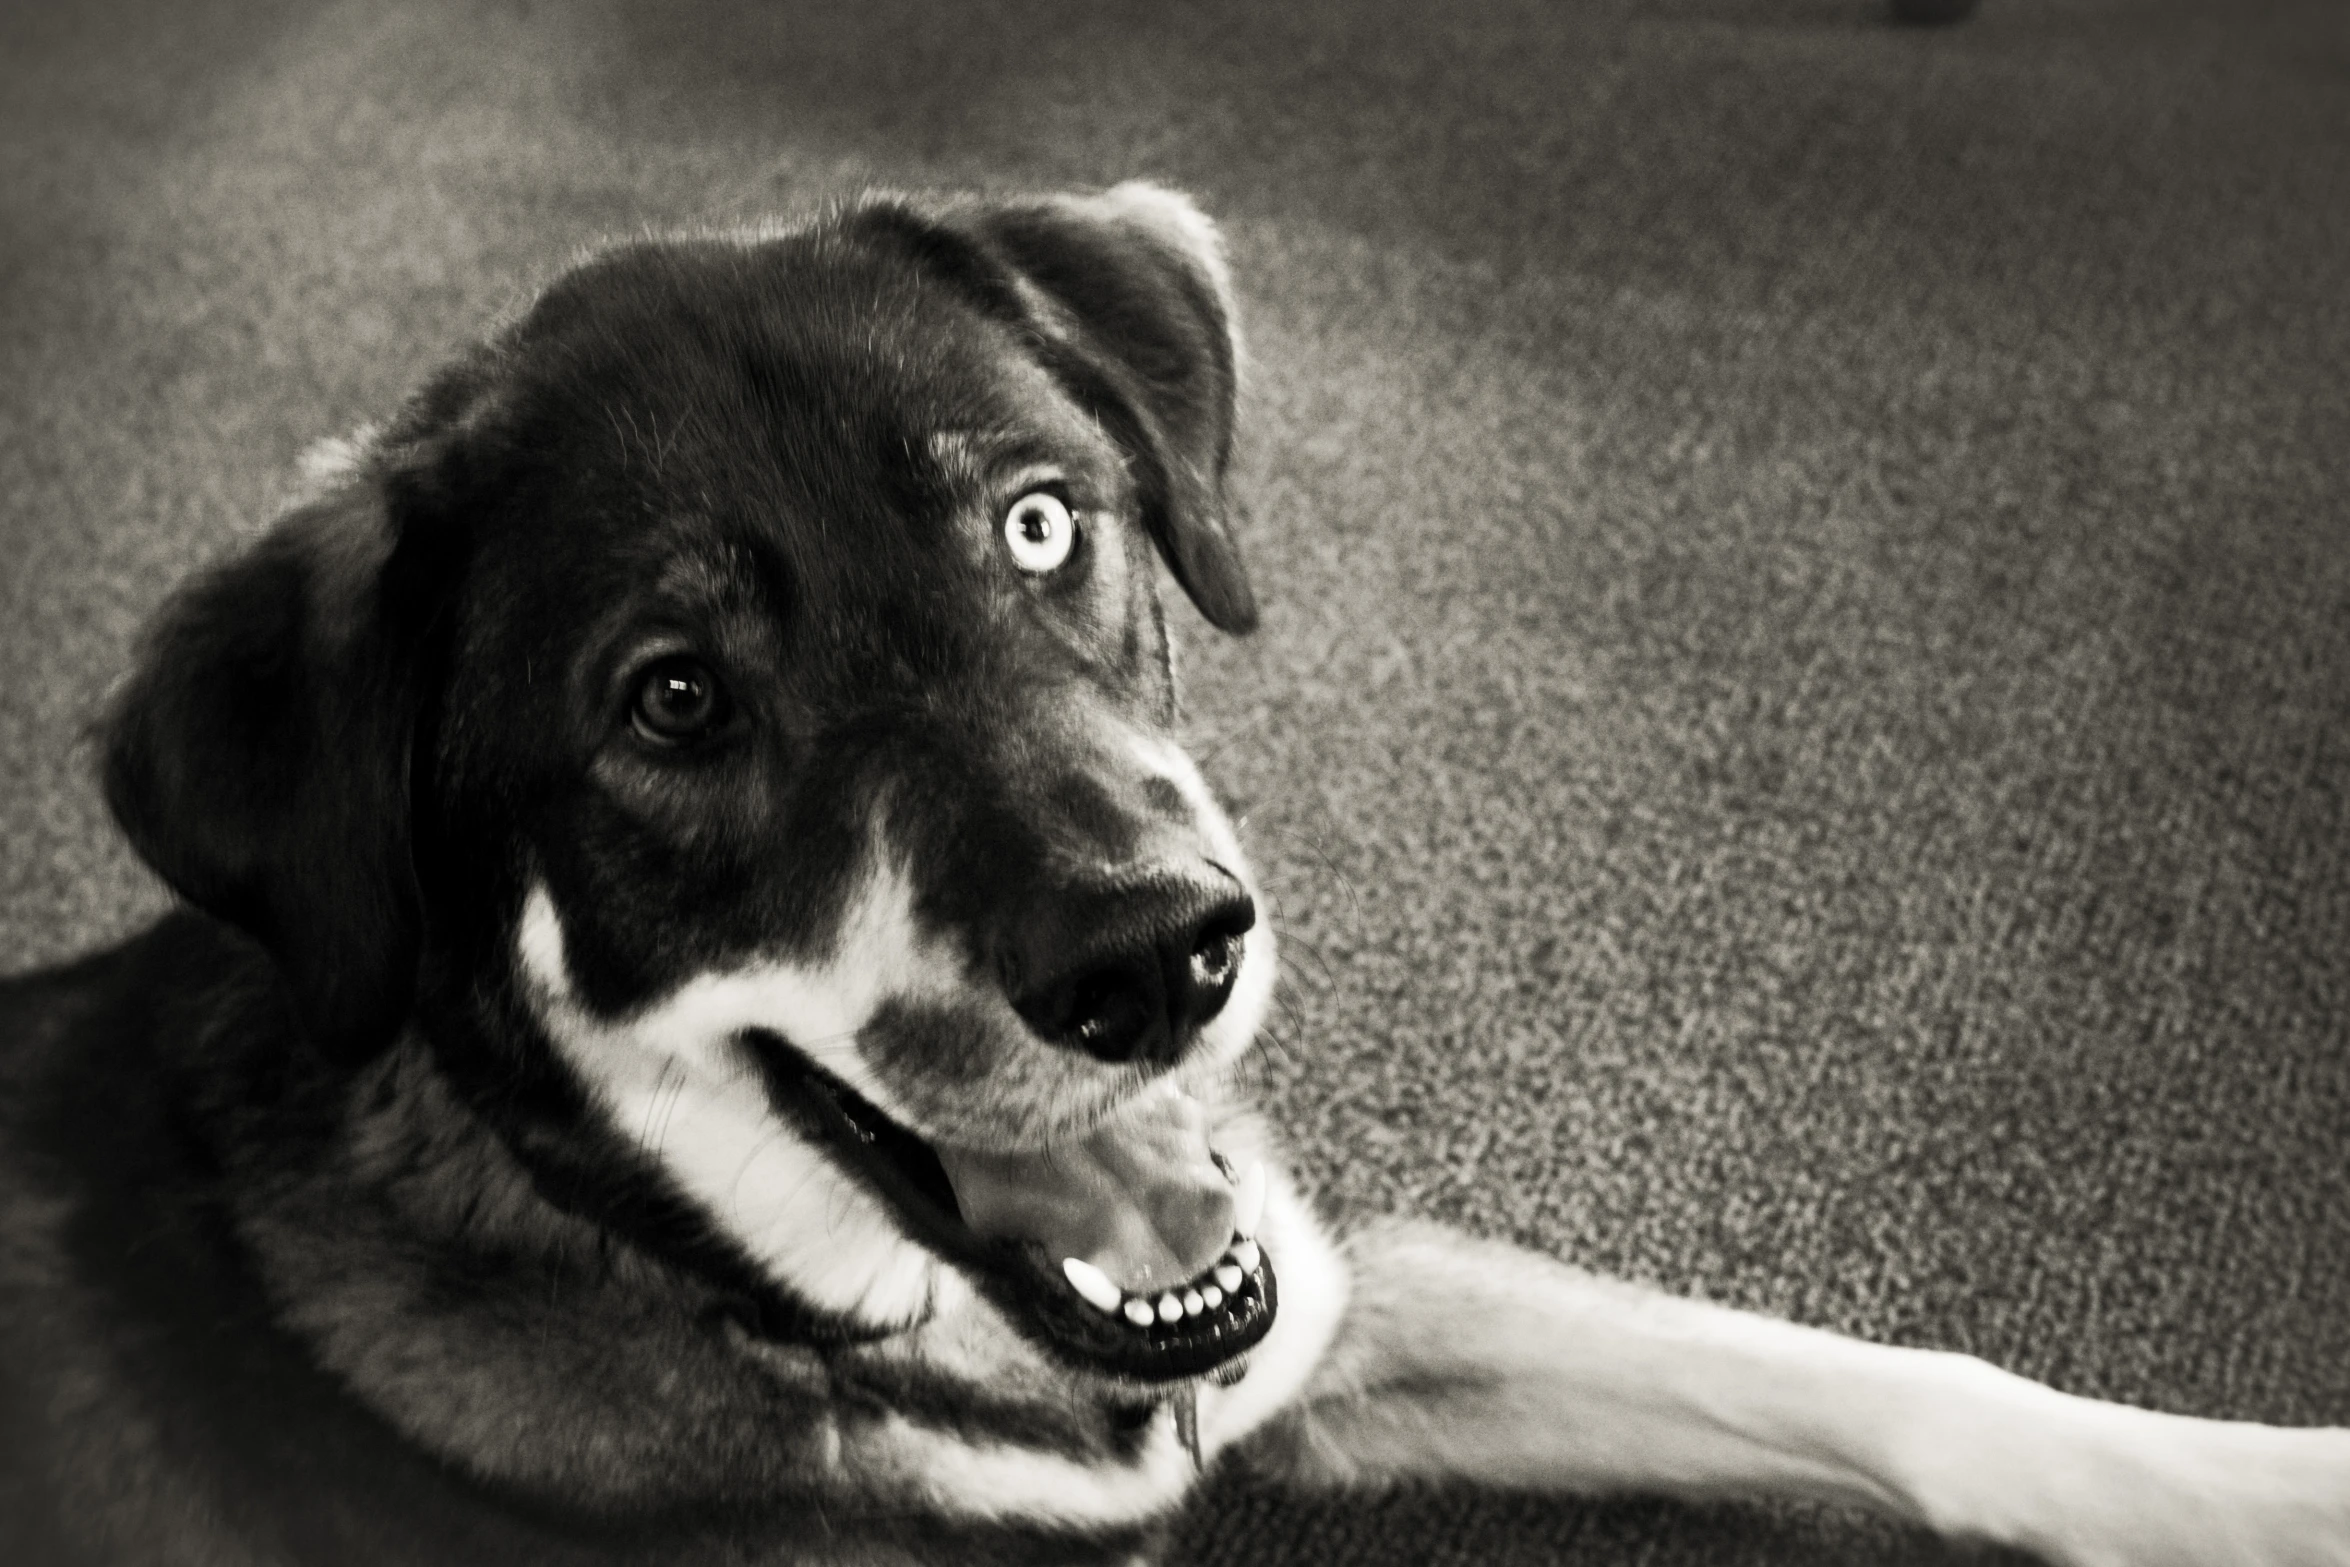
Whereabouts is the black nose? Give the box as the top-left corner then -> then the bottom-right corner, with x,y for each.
1006,874 -> 1256,1065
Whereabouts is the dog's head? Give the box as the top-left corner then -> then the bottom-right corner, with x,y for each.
104,185 -> 1280,1383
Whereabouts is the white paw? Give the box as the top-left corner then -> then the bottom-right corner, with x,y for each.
1989,1408 -> 2350,1567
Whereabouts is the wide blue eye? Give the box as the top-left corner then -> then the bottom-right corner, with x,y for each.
1003,492 -> 1077,574
631,656 -> 731,744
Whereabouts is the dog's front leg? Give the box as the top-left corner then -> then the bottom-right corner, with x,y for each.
1241,1220 -> 2350,1566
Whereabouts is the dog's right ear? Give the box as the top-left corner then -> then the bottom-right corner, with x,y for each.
949,183 -> 1260,635
104,470 -> 443,1063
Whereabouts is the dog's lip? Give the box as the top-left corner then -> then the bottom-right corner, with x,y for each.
739,1028 -> 1277,1381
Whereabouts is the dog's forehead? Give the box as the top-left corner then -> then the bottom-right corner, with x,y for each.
459,234 -> 1126,622
505,232 -> 1106,496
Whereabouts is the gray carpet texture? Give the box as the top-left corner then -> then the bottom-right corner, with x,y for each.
4,0 -> 2347,1561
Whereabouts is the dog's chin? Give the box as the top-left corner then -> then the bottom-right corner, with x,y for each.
744,1030 -> 1278,1384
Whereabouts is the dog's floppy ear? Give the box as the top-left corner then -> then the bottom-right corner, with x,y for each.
961,182 -> 1258,634
104,468 -> 441,1062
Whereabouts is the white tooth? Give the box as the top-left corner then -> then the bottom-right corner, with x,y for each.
1202,1284 -> 1224,1309
1213,1263 -> 1243,1292
1183,1289 -> 1206,1317
1123,1298 -> 1157,1326
1062,1257 -> 1123,1313
1156,1293 -> 1183,1323
1232,1160 -> 1267,1239
1231,1238 -> 1261,1273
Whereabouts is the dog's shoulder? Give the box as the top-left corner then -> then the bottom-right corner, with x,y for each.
2,912 -> 271,1155
0,920 -> 381,1557
0,923 -> 602,1565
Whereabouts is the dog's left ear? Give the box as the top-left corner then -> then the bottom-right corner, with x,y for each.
103,472 -> 444,1063
959,182 -> 1258,634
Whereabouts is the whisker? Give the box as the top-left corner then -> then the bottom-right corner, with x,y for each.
1237,820 -> 1370,938
1183,705 -> 1283,766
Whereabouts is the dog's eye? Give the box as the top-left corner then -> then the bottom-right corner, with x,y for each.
1003,492 -> 1078,575
631,656 -> 732,745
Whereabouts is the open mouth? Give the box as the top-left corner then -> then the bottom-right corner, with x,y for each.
745,1030 -> 1276,1382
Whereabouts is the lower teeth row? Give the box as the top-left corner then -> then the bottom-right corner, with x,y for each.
1117,1239 -> 1260,1327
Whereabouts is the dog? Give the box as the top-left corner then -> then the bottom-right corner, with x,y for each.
2,182 -> 2345,1567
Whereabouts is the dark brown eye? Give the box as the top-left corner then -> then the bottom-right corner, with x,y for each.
631,656 -> 731,745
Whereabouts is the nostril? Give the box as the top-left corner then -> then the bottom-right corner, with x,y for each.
1175,895 -> 1255,1030
1191,927 -> 1241,990
1015,960 -> 1164,1063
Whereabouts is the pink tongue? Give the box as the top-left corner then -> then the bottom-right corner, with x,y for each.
934,1087 -> 1236,1295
